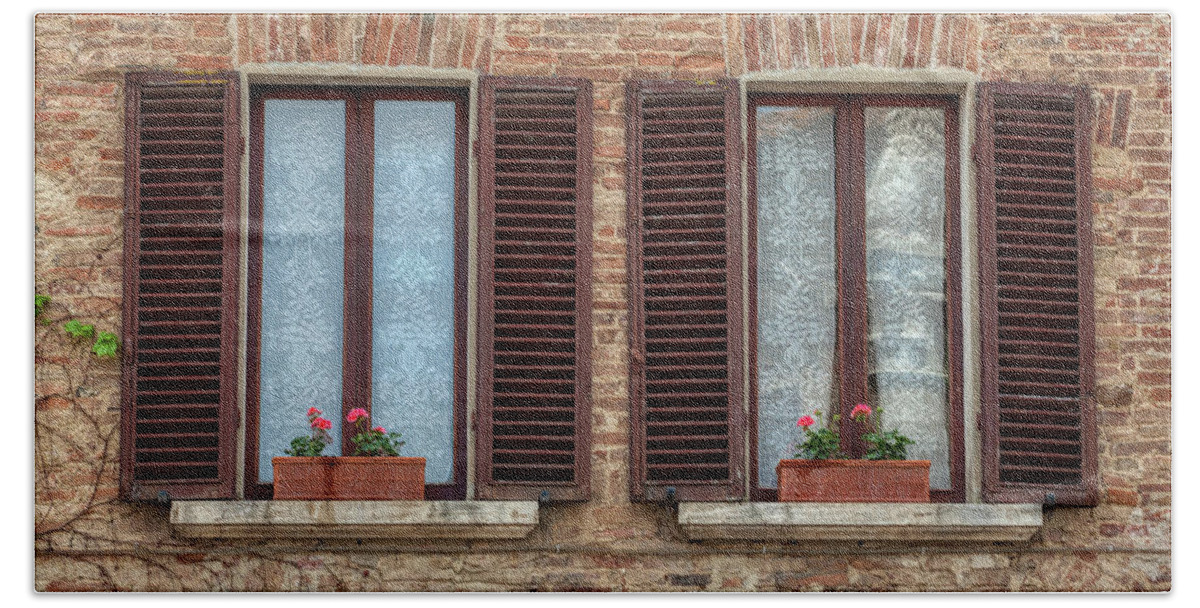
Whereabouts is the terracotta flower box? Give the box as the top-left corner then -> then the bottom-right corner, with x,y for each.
776,459 -> 930,503
272,456 -> 426,500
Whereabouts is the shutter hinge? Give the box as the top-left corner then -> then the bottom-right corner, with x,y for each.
663,487 -> 677,506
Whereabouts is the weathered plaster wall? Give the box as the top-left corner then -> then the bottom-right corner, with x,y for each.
34,13 -> 1170,591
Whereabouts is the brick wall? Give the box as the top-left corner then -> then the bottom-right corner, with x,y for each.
34,12 -> 1171,591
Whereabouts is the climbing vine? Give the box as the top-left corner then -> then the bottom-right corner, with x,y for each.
39,295 -> 120,360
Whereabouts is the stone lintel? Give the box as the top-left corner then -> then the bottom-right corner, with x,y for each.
170,500 -> 539,539
677,502 -> 1042,542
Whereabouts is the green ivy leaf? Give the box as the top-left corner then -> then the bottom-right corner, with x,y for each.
35,294 -> 50,320
63,319 -> 95,340
91,331 -> 119,358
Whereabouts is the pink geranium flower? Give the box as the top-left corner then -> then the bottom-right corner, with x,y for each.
851,403 -> 872,420
311,417 -> 332,430
796,415 -> 815,428
373,426 -> 386,434
347,407 -> 368,423
307,407 -> 321,417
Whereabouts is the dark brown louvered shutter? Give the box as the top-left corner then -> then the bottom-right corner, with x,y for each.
977,82 -> 1097,506
627,80 -> 745,501
476,76 -> 593,501
119,71 -> 241,501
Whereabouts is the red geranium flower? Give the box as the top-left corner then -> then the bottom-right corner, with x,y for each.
851,403 -> 872,420
373,426 -> 386,434
347,407 -> 368,423
311,417 -> 332,430
796,415 -> 815,428
307,407 -> 321,417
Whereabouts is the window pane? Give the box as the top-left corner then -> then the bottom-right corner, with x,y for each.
755,106 -> 838,488
371,101 -> 457,484
259,99 -> 347,481
864,107 -> 950,489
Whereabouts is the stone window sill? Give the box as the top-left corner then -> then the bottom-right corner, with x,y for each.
677,502 -> 1042,542
170,500 -> 539,539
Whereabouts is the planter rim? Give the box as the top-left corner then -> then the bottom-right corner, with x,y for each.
272,456 -> 426,464
777,459 -> 930,469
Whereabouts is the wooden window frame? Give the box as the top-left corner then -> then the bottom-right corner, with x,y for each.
746,92 -> 965,503
244,85 -> 471,501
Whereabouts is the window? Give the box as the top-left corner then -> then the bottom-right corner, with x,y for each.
120,72 -> 595,503
747,94 -> 963,502
627,78 -> 1096,506
244,86 -> 470,500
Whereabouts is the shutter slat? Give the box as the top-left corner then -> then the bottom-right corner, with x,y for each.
629,79 -> 745,502
121,71 -> 239,501
477,76 -> 593,501
978,82 -> 1097,506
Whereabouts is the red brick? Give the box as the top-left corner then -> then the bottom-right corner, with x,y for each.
75,196 -> 122,211
36,396 -> 73,410
1124,54 -> 1160,67
617,37 -> 690,52
34,111 -> 80,124
1118,278 -> 1168,292
74,18 -> 113,33
1136,372 -> 1170,386
637,52 -> 674,66
556,66 -> 624,82
493,50 -> 554,65
1106,488 -> 1140,506
1127,131 -> 1166,146
1140,356 -> 1171,370
677,54 -> 724,70
1140,165 -> 1170,180
1094,175 -> 1143,192
1084,24 -> 1122,37
193,19 -> 227,38
39,156 -> 71,172
558,52 -> 635,66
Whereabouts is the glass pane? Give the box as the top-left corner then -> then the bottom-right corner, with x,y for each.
755,106 -> 838,488
864,107 -> 950,489
259,99 -> 346,481
371,100 -> 457,484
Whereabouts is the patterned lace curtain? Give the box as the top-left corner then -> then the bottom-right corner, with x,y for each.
259,100 -> 347,480
371,101 -> 457,483
754,106 -> 838,488
864,107 -> 950,489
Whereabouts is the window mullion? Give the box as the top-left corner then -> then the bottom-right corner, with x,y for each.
341,92 -> 372,453
835,96 -> 869,458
